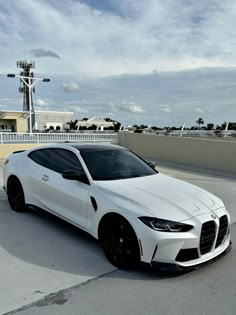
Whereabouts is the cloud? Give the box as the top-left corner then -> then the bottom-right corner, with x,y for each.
0,104 -> 6,108
129,105 -> 144,113
34,98 -> 49,106
1,0 -> 236,75
160,106 -> 171,113
195,108 -> 204,113
62,83 -> 80,92
35,106 -> 49,111
0,98 -> 13,102
31,49 -> 61,59
116,103 -> 144,114
67,105 -> 88,113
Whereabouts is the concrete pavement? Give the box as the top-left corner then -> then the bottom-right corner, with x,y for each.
0,160 -> 235,314
9,226 -> 236,315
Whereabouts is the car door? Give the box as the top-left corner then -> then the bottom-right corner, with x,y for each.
28,148 -> 90,228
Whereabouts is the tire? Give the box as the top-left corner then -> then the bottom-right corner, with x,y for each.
7,177 -> 28,212
100,215 -> 140,269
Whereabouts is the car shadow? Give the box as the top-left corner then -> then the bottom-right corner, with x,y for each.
0,198 -> 191,281
0,202 -> 112,273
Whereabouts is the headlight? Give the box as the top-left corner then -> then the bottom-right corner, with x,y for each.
139,217 -> 193,232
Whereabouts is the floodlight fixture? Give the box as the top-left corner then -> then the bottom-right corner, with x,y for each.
7,74 -> 16,78
17,60 -> 35,69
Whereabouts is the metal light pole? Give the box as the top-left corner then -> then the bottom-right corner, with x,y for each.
7,74 -> 50,134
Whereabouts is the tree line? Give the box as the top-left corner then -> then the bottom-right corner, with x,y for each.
133,118 -> 236,131
66,117 -> 236,132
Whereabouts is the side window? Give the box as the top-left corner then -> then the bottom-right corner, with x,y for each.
29,148 -> 84,174
28,149 -> 51,168
46,149 -> 83,174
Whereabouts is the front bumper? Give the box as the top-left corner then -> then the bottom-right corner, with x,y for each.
152,240 -> 232,272
134,210 -> 231,270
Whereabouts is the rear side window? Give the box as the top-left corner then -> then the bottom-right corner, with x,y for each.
28,148 -> 84,174
28,149 -> 50,168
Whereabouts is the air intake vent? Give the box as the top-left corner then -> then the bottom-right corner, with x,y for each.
176,248 -> 199,262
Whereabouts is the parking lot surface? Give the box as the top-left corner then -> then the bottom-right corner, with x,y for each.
0,160 -> 235,315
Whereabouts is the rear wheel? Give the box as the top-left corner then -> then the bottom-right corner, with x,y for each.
7,177 -> 28,212
100,215 -> 140,269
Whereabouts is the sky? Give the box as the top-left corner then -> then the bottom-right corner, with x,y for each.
0,0 -> 236,127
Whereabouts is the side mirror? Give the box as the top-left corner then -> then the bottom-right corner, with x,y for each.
62,170 -> 90,185
147,161 -> 157,169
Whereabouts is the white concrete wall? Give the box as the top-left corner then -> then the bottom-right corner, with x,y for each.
118,132 -> 236,174
1,134 -> 236,175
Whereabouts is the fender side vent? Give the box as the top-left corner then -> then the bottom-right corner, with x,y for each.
90,196 -> 98,212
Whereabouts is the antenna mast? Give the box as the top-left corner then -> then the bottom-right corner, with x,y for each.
17,60 -> 35,111
7,61 -> 50,133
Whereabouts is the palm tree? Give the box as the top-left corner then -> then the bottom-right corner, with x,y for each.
196,118 -> 204,129
207,123 -> 214,130
67,119 -> 78,130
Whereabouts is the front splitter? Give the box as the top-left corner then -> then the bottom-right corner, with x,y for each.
151,241 -> 232,272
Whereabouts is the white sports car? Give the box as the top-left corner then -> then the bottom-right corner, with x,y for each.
3,143 -> 231,270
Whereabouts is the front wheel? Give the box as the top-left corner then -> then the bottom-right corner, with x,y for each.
100,215 -> 140,269
7,177 -> 28,212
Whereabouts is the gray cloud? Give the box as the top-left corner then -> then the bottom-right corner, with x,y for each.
62,83 -> 80,92
116,103 -> 145,114
31,49 -> 61,59
2,67 -> 236,127
2,0 -> 236,75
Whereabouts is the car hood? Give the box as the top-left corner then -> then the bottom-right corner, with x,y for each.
96,173 -> 224,221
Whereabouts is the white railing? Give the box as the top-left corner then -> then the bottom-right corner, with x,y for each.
0,132 -> 118,144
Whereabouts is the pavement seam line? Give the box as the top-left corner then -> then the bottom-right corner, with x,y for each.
3,268 -> 118,315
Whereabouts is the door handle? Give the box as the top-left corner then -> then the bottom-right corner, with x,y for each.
41,175 -> 49,181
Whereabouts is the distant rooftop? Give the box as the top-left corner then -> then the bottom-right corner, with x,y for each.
0,109 -> 74,114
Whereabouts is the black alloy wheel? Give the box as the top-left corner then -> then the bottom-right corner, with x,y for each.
100,216 -> 140,269
7,178 -> 28,212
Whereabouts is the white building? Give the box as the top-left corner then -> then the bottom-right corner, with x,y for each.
34,110 -> 74,131
76,116 -> 114,130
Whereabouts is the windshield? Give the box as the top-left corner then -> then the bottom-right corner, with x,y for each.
80,148 -> 157,181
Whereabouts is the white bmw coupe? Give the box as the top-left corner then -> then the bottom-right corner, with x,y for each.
3,143 -> 231,270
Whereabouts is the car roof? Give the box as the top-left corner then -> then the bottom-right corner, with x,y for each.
23,143 -> 126,156
68,143 -> 125,152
